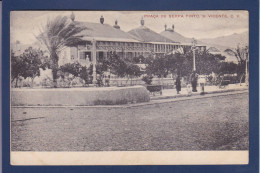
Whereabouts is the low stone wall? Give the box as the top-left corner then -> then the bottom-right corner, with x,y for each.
11,86 -> 150,106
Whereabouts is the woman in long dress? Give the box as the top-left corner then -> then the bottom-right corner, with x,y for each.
175,75 -> 181,94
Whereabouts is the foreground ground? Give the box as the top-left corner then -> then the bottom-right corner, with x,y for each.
11,92 -> 249,151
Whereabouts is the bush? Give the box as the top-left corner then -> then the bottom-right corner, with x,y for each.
142,75 -> 153,85
41,76 -> 53,88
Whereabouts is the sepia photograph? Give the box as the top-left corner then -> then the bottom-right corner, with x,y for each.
10,10 -> 249,165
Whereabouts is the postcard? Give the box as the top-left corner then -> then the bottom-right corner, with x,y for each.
10,10 -> 249,165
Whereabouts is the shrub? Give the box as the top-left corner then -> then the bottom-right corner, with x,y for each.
142,75 -> 153,85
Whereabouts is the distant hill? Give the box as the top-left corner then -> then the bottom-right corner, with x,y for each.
161,30 -> 248,62
200,31 -> 248,49
161,30 -> 248,49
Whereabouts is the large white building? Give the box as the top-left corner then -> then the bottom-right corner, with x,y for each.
59,14 -> 206,66
58,14 -> 206,83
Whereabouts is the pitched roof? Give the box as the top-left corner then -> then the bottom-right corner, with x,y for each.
207,47 -> 221,53
128,26 -> 175,43
160,30 -> 192,43
161,30 -> 206,46
74,21 -> 140,42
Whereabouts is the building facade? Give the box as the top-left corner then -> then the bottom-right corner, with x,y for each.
59,14 -> 207,83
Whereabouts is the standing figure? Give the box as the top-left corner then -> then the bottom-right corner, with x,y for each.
198,75 -> 206,95
186,83 -> 192,96
175,75 -> 181,94
190,71 -> 198,92
105,75 -> 110,87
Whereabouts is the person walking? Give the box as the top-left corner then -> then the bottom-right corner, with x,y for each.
175,75 -> 181,94
190,71 -> 198,92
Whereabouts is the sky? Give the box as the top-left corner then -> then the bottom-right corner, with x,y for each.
10,11 -> 249,45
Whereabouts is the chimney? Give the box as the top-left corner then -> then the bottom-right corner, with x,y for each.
100,15 -> 104,24
70,12 -> 75,21
141,17 -> 144,26
113,20 -> 120,29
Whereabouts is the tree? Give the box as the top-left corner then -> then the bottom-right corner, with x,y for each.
144,55 -> 169,90
145,52 -> 187,79
145,55 -> 168,78
144,49 -> 226,88
11,47 -> 49,88
196,51 -> 225,75
60,62 -> 82,78
11,50 -> 24,87
60,62 -> 91,87
173,49 -> 225,77
21,47 -> 49,87
37,15 -> 86,87
165,53 -> 185,75
142,75 -> 153,85
225,45 -> 247,63
79,66 -> 91,86
107,53 -> 128,77
102,52 -> 142,85
224,45 -> 249,84
217,61 -> 238,75
125,62 -> 142,85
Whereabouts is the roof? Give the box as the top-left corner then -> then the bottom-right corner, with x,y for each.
180,43 -> 206,47
207,47 -> 221,52
161,30 -> 206,47
80,36 -> 140,43
160,30 -> 193,43
75,21 -> 140,42
149,41 -> 180,45
128,26 -> 175,43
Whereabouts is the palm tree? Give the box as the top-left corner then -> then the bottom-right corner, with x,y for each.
224,44 -> 249,85
37,15 -> 86,87
224,44 -> 248,63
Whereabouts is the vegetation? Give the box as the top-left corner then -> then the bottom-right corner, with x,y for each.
133,55 -> 145,64
37,15 -> 86,87
12,28 -> 247,89
59,62 -> 91,87
11,51 -> 24,87
142,75 -> 153,85
11,47 -> 49,88
21,47 -> 49,87
145,50 -> 225,79
217,62 -> 238,75
224,45 -> 249,84
102,52 -> 142,85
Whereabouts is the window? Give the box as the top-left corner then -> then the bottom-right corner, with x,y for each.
79,52 -> 85,60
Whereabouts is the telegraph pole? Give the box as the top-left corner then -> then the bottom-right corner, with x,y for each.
192,38 -> 196,71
